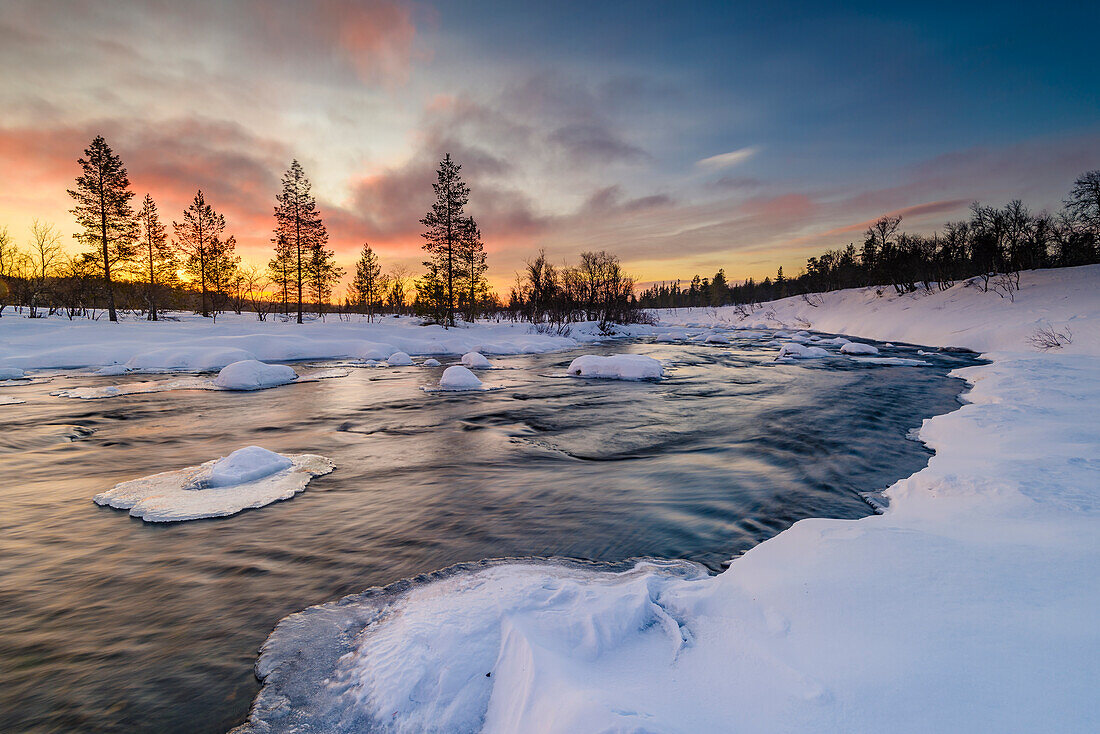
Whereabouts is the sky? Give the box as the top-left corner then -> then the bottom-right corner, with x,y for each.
1,0 -> 1097,292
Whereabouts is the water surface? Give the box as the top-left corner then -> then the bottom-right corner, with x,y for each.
0,336 -> 978,733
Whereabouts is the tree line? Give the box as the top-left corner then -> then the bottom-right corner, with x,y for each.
0,138 -> 490,325
639,171 -> 1100,309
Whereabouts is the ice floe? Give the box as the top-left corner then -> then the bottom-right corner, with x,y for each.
93,447 -> 334,522
776,343 -> 830,359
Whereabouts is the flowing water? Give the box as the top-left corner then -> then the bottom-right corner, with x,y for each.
0,337 -> 979,733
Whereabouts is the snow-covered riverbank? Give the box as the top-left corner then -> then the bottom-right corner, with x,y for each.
0,314 -> 584,372
236,265 -> 1100,733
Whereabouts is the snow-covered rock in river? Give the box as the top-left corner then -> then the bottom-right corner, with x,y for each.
422,358 -> 441,367
851,357 -> 930,366
94,448 -> 334,522
438,365 -> 483,390
94,364 -> 131,376
191,446 -> 293,489
567,354 -> 663,380
212,360 -> 298,390
460,351 -> 492,369
387,351 -> 414,366
776,343 -> 829,359
704,334 -> 730,344
839,341 -> 879,355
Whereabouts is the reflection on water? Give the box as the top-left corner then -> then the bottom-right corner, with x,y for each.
0,338 -> 977,733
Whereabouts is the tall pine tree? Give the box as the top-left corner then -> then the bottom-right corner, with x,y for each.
173,190 -> 225,317
67,135 -> 137,322
136,194 -> 177,321
273,160 -> 327,324
349,242 -> 382,320
458,221 -> 488,322
420,154 -> 471,327
305,242 -> 342,319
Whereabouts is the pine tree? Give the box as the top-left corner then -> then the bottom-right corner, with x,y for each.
458,220 -> 488,322
136,194 -> 177,320
349,242 -> 382,320
305,242 -> 343,319
206,234 -> 241,319
274,160 -> 327,324
268,234 -> 294,317
173,190 -> 225,317
420,154 -> 471,327
67,135 -> 137,322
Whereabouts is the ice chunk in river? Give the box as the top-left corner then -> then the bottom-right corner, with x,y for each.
94,449 -> 335,522
439,365 -> 483,390
387,351 -> 414,366
460,351 -> 492,369
840,342 -> 879,355
212,360 -> 297,390
567,354 -> 663,380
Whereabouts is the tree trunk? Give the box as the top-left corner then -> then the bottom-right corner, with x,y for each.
100,191 -> 117,322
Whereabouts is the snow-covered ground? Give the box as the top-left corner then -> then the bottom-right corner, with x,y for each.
0,314 -> 584,373
236,265 -> 1100,733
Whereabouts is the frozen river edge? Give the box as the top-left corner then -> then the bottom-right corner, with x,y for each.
232,266 -> 1100,733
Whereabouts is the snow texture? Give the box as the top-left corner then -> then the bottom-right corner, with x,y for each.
236,265 -> 1100,734
94,450 -> 334,522
566,354 -> 663,380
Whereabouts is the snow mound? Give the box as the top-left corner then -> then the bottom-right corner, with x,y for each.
0,367 -> 26,380
422,358 -> 441,367
94,364 -> 131,376
567,354 -> 663,380
851,357 -> 930,366
777,343 -> 829,359
94,450 -> 334,522
212,360 -> 298,390
356,341 -> 398,361
439,365 -> 483,390
461,351 -> 492,369
191,446 -> 294,489
840,342 -> 879,355
704,334 -> 730,344
387,351 -> 414,366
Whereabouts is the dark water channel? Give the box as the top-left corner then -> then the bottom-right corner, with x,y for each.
0,337 -> 979,733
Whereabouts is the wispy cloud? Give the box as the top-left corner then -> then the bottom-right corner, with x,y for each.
695,146 -> 758,170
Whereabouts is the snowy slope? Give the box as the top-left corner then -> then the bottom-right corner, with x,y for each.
236,265 -> 1100,734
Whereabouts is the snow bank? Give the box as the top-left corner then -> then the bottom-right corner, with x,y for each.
460,351 -> 492,369
566,354 -> 663,380
94,450 -> 334,522
0,367 -> 25,380
386,351 -> 414,366
237,265 -> 1100,734
438,365 -> 484,391
211,360 -> 297,390
839,341 -> 878,355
